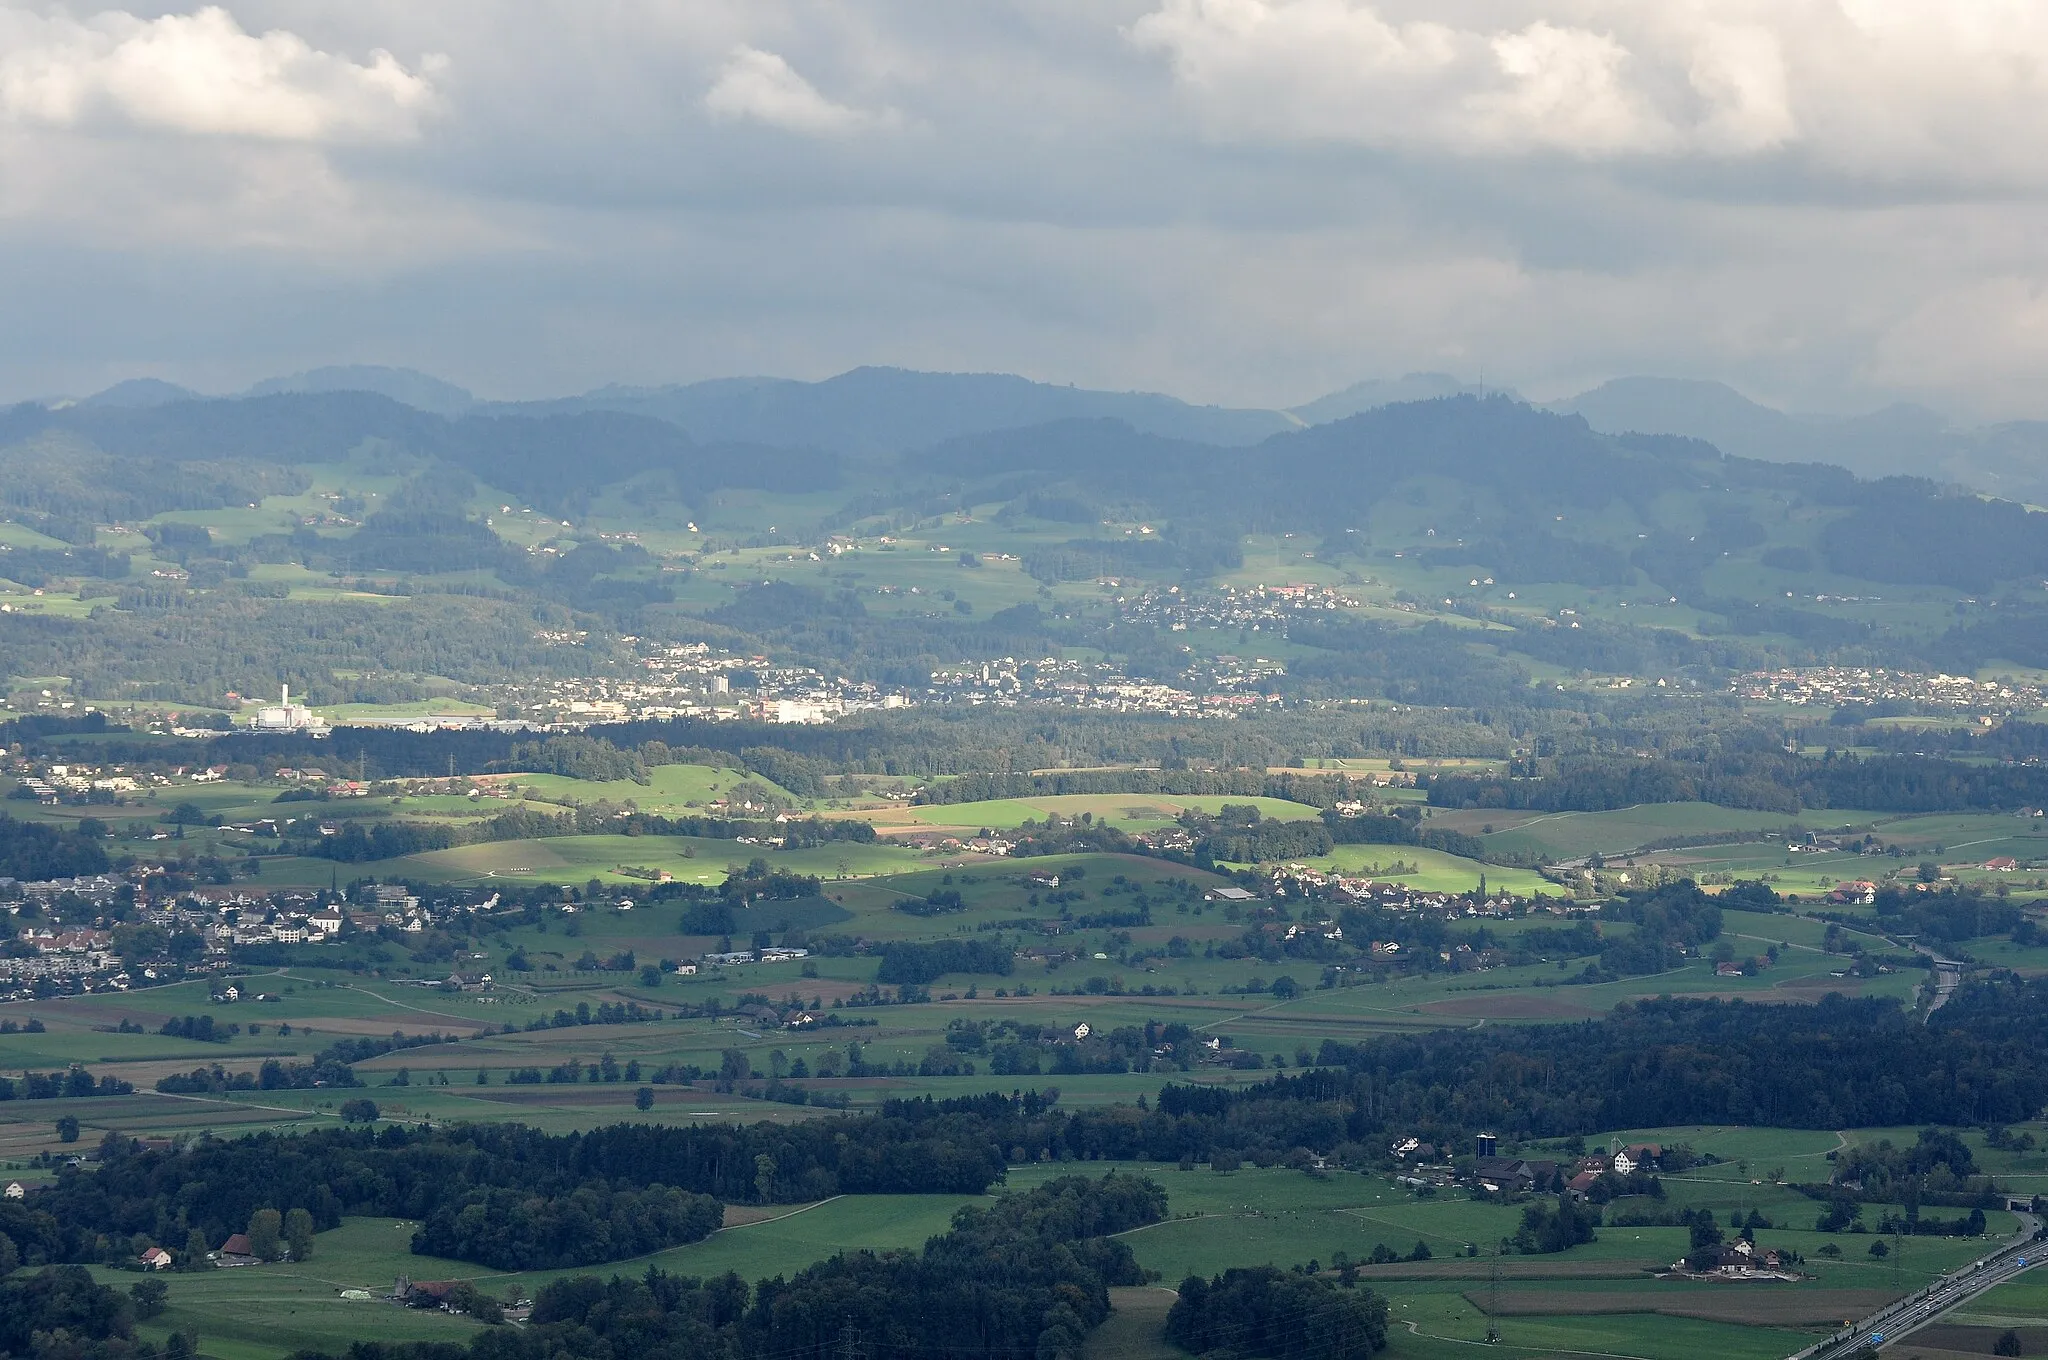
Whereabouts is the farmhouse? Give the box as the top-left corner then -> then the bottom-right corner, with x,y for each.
138,1246 -> 173,1270
1471,1156 -> 1559,1192
1984,857 -> 2020,871
397,1277 -> 464,1309
1612,1144 -> 1661,1175
213,1233 -> 259,1267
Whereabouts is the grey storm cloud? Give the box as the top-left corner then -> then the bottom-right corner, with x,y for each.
2,0 -> 2047,418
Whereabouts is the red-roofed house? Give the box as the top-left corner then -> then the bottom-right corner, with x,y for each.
214,1233 -> 259,1266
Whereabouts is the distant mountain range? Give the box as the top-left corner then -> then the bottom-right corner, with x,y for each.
53,366 -> 1530,456
1549,376 -> 2048,505
57,365 -> 2048,502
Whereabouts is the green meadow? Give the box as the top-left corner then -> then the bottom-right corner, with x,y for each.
69,1146 -> 2039,1360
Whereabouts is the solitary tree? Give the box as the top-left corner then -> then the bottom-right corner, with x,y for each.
247,1208 -> 283,1261
130,1279 -> 169,1318
283,1207 -> 315,1262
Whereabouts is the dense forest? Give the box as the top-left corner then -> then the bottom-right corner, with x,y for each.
0,814 -> 111,880
1167,1267 -> 1388,1360
0,1265 -> 150,1360
1227,979 -> 2048,1140
17,1110 -> 1007,1269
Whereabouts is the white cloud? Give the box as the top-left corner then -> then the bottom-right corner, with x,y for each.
0,5 -> 442,142
3,2 -> 2048,422
1126,0 -> 1677,156
1126,0 -> 2048,180
1470,21 -> 1670,155
703,45 -> 897,136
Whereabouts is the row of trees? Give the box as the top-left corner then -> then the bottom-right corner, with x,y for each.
1426,750 -> 2048,816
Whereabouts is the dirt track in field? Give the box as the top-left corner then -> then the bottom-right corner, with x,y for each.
1467,1286 -> 1895,1326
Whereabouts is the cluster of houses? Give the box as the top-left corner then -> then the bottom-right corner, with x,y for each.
4,754 -> 244,807
893,830 -> 1019,857
1733,666 -> 2042,716
926,655 -> 1282,719
1392,1133 -> 1676,1200
1265,866 -> 1579,920
508,643 -> 911,726
0,876 -> 493,1000
698,946 -> 809,968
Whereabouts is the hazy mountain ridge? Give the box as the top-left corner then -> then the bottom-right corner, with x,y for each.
61,365 -> 2045,502
245,366 -> 478,418
1551,375 -> 2048,504
477,365 -> 1299,453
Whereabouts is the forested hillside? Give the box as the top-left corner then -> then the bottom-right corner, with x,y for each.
6,385 -> 2048,712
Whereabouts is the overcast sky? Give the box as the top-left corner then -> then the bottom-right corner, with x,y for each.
3,0 -> 2047,419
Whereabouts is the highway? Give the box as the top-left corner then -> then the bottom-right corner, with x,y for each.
1792,1213 -> 2041,1359
1924,957 -> 1965,1017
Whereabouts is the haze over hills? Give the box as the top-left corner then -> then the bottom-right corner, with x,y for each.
1551,375 -> 2048,505
76,377 -> 203,409
246,365 -> 478,418
1286,373 -> 1512,425
481,366 -> 1301,453
67,366 -> 1515,457
61,363 -> 2048,506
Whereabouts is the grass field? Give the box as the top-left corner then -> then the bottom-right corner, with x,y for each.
493,764 -> 800,812
1217,844 -> 1554,896
834,793 -> 1326,836
321,833 -> 928,888
74,1148 -> 2028,1360
1454,803 -> 1820,862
